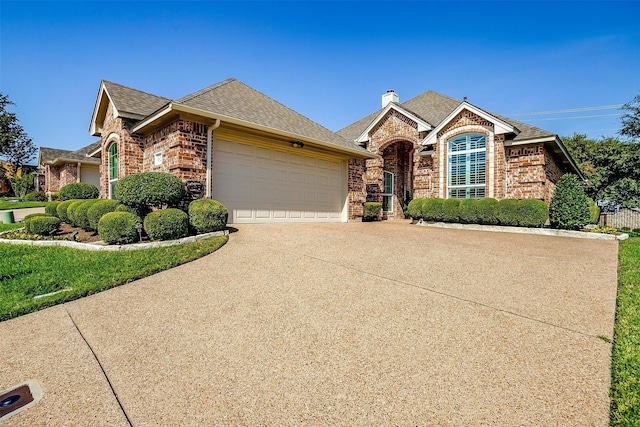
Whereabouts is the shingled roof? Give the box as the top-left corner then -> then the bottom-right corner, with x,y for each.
337,89 -> 556,143
39,141 -> 101,165
102,81 -> 171,118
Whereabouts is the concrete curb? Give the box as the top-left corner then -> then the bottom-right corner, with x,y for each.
0,228 -> 229,251
416,220 -> 628,240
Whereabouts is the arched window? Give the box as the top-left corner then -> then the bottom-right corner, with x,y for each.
108,142 -> 118,199
447,133 -> 486,198
382,171 -> 394,212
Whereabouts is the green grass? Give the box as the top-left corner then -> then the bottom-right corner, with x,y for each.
0,235 -> 228,321
0,223 -> 23,233
0,201 -> 49,210
611,237 -> 640,425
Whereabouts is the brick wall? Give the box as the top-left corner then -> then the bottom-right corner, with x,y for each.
44,163 -> 78,193
544,148 -> 564,203
505,144 -> 546,200
348,158 -> 365,220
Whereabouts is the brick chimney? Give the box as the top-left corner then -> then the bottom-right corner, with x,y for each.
382,90 -> 399,108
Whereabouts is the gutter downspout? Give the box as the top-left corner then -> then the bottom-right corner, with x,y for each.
206,119 -> 221,198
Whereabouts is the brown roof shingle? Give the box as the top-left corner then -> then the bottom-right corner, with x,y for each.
40,141 -> 101,164
103,81 -> 171,117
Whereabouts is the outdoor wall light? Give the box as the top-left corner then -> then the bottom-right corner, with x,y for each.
291,140 -> 304,148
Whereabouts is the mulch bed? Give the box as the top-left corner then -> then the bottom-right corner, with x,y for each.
56,223 -> 103,243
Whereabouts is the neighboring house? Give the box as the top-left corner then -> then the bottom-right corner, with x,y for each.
88,78 -> 581,223
38,142 -> 102,196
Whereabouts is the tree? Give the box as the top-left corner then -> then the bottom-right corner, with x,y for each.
620,94 -> 640,141
0,93 -> 36,176
549,174 -> 590,230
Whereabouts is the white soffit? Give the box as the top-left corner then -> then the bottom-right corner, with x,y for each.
355,104 -> 432,144
421,102 -> 518,146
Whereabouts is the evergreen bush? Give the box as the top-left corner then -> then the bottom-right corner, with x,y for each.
549,174 -> 590,230
363,202 -> 382,221
45,202 -> 60,217
144,208 -> 189,240
517,199 -> 548,228
65,200 -> 86,226
114,172 -> 185,209
188,199 -> 228,233
59,182 -> 99,200
24,190 -> 46,201
477,198 -> 499,225
87,199 -> 122,231
421,198 -> 444,221
73,199 -> 101,231
497,199 -> 520,226
442,198 -> 461,222
588,198 -> 601,224
98,212 -> 141,245
406,198 -> 423,220
458,198 -> 479,224
56,199 -> 78,223
24,214 -> 61,235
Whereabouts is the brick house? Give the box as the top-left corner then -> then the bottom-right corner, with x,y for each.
38,142 -> 102,196
88,79 -> 581,223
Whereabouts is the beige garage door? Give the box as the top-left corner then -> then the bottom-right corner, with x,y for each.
213,139 -> 344,224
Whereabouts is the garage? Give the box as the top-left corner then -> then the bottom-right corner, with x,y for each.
213,138 -> 346,223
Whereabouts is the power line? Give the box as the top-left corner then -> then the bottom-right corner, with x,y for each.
508,104 -> 624,117
522,113 -> 622,121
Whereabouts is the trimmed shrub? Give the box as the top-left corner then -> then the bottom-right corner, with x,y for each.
59,182 -> 99,200
115,203 -> 141,215
144,208 -> 189,241
66,200 -> 87,227
188,199 -> 228,233
49,192 -> 60,201
45,202 -> 60,217
24,190 -> 46,201
114,172 -> 185,209
71,199 -> 101,231
87,200 -> 122,231
407,198 -> 424,220
24,214 -> 61,235
549,174 -> 590,230
477,198 -> 499,225
421,198 -> 444,221
56,199 -> 78,223
517,199 -> 548,228
23,213 -> 49,221
458,198 -> 479,224
363,202 -> 382,222
442,198 -> 461,222
497,199 -> 520,226
98,212 -> 141,245
588,198 -> 601,224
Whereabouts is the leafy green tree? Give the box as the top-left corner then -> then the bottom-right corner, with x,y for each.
10,172 -> 34,200
620,94 -> 640,141
0,93 -> 36,176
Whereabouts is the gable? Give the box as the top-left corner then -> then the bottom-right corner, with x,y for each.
354,103 -> 432,144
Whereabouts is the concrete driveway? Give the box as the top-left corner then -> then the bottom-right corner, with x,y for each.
0,222 -> 619,425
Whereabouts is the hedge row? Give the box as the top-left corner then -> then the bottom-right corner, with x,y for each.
408,197 -> 549,228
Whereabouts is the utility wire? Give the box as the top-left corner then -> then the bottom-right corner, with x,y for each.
508,104 -> 624,116
521,113 -> 621,121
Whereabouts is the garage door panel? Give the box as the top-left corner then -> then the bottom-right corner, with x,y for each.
214,139 -> 343,223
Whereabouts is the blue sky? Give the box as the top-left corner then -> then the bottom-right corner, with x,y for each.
1,1 -> 639,160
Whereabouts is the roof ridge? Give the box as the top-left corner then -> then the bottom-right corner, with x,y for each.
402,89 -> 461,106
102,80 -> 171,102
174,78 -> 237,104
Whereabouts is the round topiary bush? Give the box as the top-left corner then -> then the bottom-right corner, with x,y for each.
497,199 -> 520,226
66,200 -> 88,227
144,208 -> 189,241
406,198 -> 424,220
72,199 -> 101,231
188,199 -> 229,232
588,198 -> 601,224
549,174 -> 590,230
114,172 -> 186,209
517,199 -> 548,228
477,198 -> 499,225
45,202 -> 60,217
24,190 -> 46,201
59,182 -> 99,200
87,199 -> 122,231
442,198 -> 461,222
24,214 -> 61,235
98,211 -> 141,245
458,198 -> 479,224
56,199 -> 78,223
421,198 -> 444,221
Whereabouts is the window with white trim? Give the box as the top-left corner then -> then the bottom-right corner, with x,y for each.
447,133 -> 486,199
382,171 -> 394,212
108,142 -> 118,199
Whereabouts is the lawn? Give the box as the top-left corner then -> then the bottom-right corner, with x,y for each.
0,200 -> 49,210
0,223 -> 24,233
610,236 -> 640,425
0,235 -> 228,321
